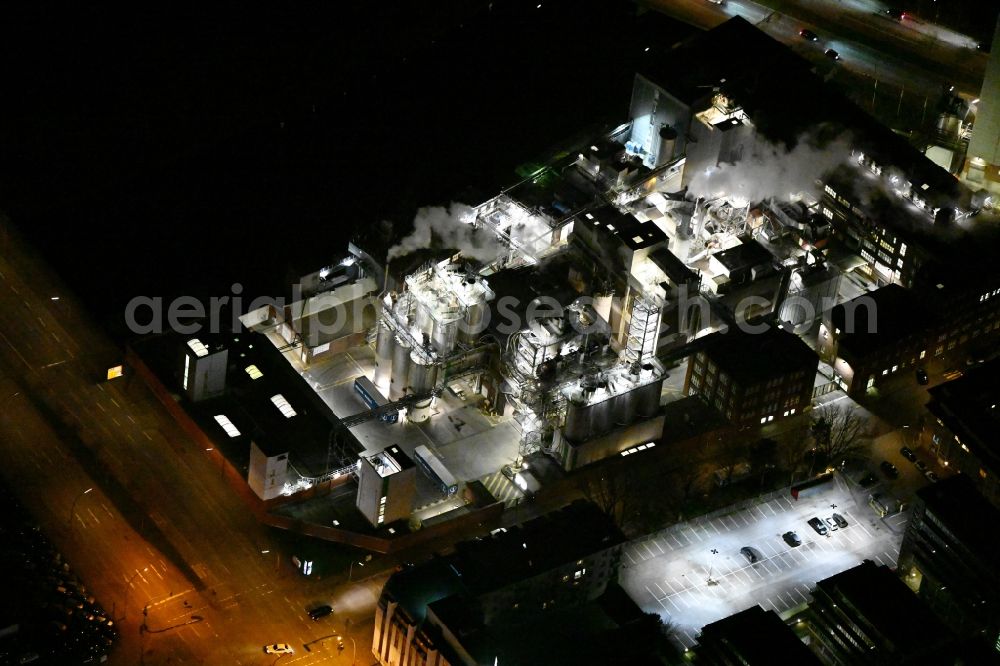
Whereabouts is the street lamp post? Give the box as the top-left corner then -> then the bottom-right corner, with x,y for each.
67,487 -> 93,527
122,567 -> 149,620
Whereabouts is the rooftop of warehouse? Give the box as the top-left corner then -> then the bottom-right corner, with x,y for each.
133,330 -> 349,477
580,204 -> 667,251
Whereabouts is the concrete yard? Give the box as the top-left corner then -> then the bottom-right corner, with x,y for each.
620,475 -> 908,649
269,337 -> 524,507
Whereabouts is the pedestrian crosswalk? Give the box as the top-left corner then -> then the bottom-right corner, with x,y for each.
480,470 -> 523,506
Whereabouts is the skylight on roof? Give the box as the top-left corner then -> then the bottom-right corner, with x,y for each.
214,414 -> 240,438
606,224 -> 616,231
271,394 -> 297,418
632,235 -> 644,244
187,338 -> 209,357
245,365 -> 263,380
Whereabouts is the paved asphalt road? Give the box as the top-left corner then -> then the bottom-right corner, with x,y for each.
0,223 -> 384,664
644,0 -> 987,97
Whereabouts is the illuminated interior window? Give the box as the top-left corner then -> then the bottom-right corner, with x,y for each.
271,394 -> 297,418
187,338 -> 209,357
245,365 -> 263,380
182,354 -> 190,390
214,415 -> 240,438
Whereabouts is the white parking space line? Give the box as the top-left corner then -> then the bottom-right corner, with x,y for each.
854,519 -> 874,539
650,539 -> 665,555
624,549 -> 637,565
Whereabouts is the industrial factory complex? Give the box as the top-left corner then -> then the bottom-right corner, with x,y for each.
128,16 -> 1000,557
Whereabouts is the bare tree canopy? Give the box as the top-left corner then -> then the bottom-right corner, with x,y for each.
810,404 -> 870,466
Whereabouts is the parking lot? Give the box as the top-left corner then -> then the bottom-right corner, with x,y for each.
620,475 -> 908,649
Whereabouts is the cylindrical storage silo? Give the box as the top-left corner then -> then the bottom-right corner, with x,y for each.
592,395 -> 612,435
564,396 -> 591,442
390,336 -> 412,400
458,301 -> 485,345
616,388 -> 639,426
636,378 -> 663,418
656,125 -> 677,167
407,353 -> 437,423
373,322 -> 394,388
432,316 -> 460,355
415,303 -> 433,338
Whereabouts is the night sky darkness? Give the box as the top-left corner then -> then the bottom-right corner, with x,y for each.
0,1 -> 693,336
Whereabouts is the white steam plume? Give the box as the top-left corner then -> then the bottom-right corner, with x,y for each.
387,203 -> 499,263
687,130 -> 853,203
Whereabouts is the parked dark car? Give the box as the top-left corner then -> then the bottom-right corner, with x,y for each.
824,48 -> 840,60
915,460 -> 928,472
880,461 -> 899,479
831,513 -> 848,528
740,546 -> 760,563
885,9 -> 905,20
924,470 -> 940,483
859,472 -> 879,488
799,29 -> 819,41
307,605 -> 333,621
915,368 -> 929,385
782,531 -> 802,547
900,446 -> 916,462
808,517 -> 829,536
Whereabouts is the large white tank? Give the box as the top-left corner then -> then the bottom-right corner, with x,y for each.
636,375 -> 663,418
406,353 -> 438,423
390,336 -> 412,400
615,388 -> 639,426
373,322 -> 394,388
459,301 -> 486,345
591,387 -> 613,434
564,396 -> 591,442
431,315 -> 460,355
415,303 -> 433,338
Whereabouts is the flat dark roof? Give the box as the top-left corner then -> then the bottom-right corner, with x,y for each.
831,284 -> 935,359
815,560 -> 950,658
915,474 -> 1000,559
699,324 -> 818,385
135,330 -> 357,476
711,237 -> 774,272
649,247 -> 699,286
383,501 -> 625,620
583,204 -> 666,252
452,500 -> 625,596
698,605 -> 821,665
926,359 -> 1000,473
